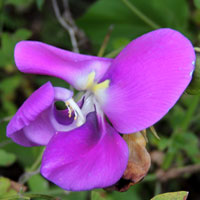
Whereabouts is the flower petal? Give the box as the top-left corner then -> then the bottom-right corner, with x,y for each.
98,28 -> 195,133
7,82 -> 73,146
14,41 -> 113,90
41,112 -> 128,191
53,108 -> 74,125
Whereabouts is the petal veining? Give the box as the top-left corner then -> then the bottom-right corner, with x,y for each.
98,28 -> 195,133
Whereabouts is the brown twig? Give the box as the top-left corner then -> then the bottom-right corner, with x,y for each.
51,0 -> 79,52
156,164 -> 200,182
97,24 -> 114,57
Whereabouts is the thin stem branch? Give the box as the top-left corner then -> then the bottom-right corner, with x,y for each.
156,164 -> 200,182
62,0 -> 69,10
51,0 -> 79,52
154,181 -> 162,196
19,147 -> 44,184
97,25 -> 114,57
121,0 -> 160,29
18,167 -> 40,185
62,0 -> 90,50
28,147 -> 45,172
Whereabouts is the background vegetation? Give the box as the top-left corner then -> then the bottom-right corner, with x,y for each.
0,0 -> 200,199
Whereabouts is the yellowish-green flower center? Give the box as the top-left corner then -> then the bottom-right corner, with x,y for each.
86,71 -> 110,94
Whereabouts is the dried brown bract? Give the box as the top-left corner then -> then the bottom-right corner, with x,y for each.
105,132 -> 151,192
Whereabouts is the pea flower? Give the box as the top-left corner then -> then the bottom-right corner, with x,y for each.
6,28 -> 195,191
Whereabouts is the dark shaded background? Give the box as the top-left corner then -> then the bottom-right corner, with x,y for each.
0,0 -> 200,199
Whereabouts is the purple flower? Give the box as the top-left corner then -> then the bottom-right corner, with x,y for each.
7,28 -> 195,191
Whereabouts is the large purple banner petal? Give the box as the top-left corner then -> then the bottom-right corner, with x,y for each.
99,28 -> 195,133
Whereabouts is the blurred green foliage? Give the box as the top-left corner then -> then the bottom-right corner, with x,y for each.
0,0 -> 200,199
0,149 -> 16,167
77,0 -> 191,52
0,177 -> 17,197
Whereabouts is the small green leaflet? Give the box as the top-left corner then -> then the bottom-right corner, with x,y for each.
0,149 -> 16,167
151,191 -> 188,200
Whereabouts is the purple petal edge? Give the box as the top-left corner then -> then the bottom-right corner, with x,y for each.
99,28 -> 195,133
41,112 -> 128,191
14,41 -> 113,90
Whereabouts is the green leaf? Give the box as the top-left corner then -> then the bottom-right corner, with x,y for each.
0,0 -> 3,9
162,148 -> 176,170
166,105 -> 185,128
77,0 -> 191,53
108,184 -> 141,200
0,29 -> 32,67
67,191 -> 88,200
36,0 -> 45,10
194,0 -> 200,9
4,145 -> 42,167
5,0 -> 33,7
77,0 -> 151,52
0,75 -> 22,115
151,191 -> 188,200
91,191 -> 105,200
0,76 -> 21,94
28,174 -> 49,192
0,149 -> 16,167
172,132 -> 200,163
112,37 -> 130,49
91,191 -> 114,200
149,134 -> 169,151
0,177 -> 11,194
0,177 -> 17,197
149,0 -> 189,30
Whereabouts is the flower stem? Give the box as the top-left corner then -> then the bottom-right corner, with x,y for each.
19,147 -> 45,184
28,147 -> 45,172
121,0 -> 160,29
154,181 -> 162,196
